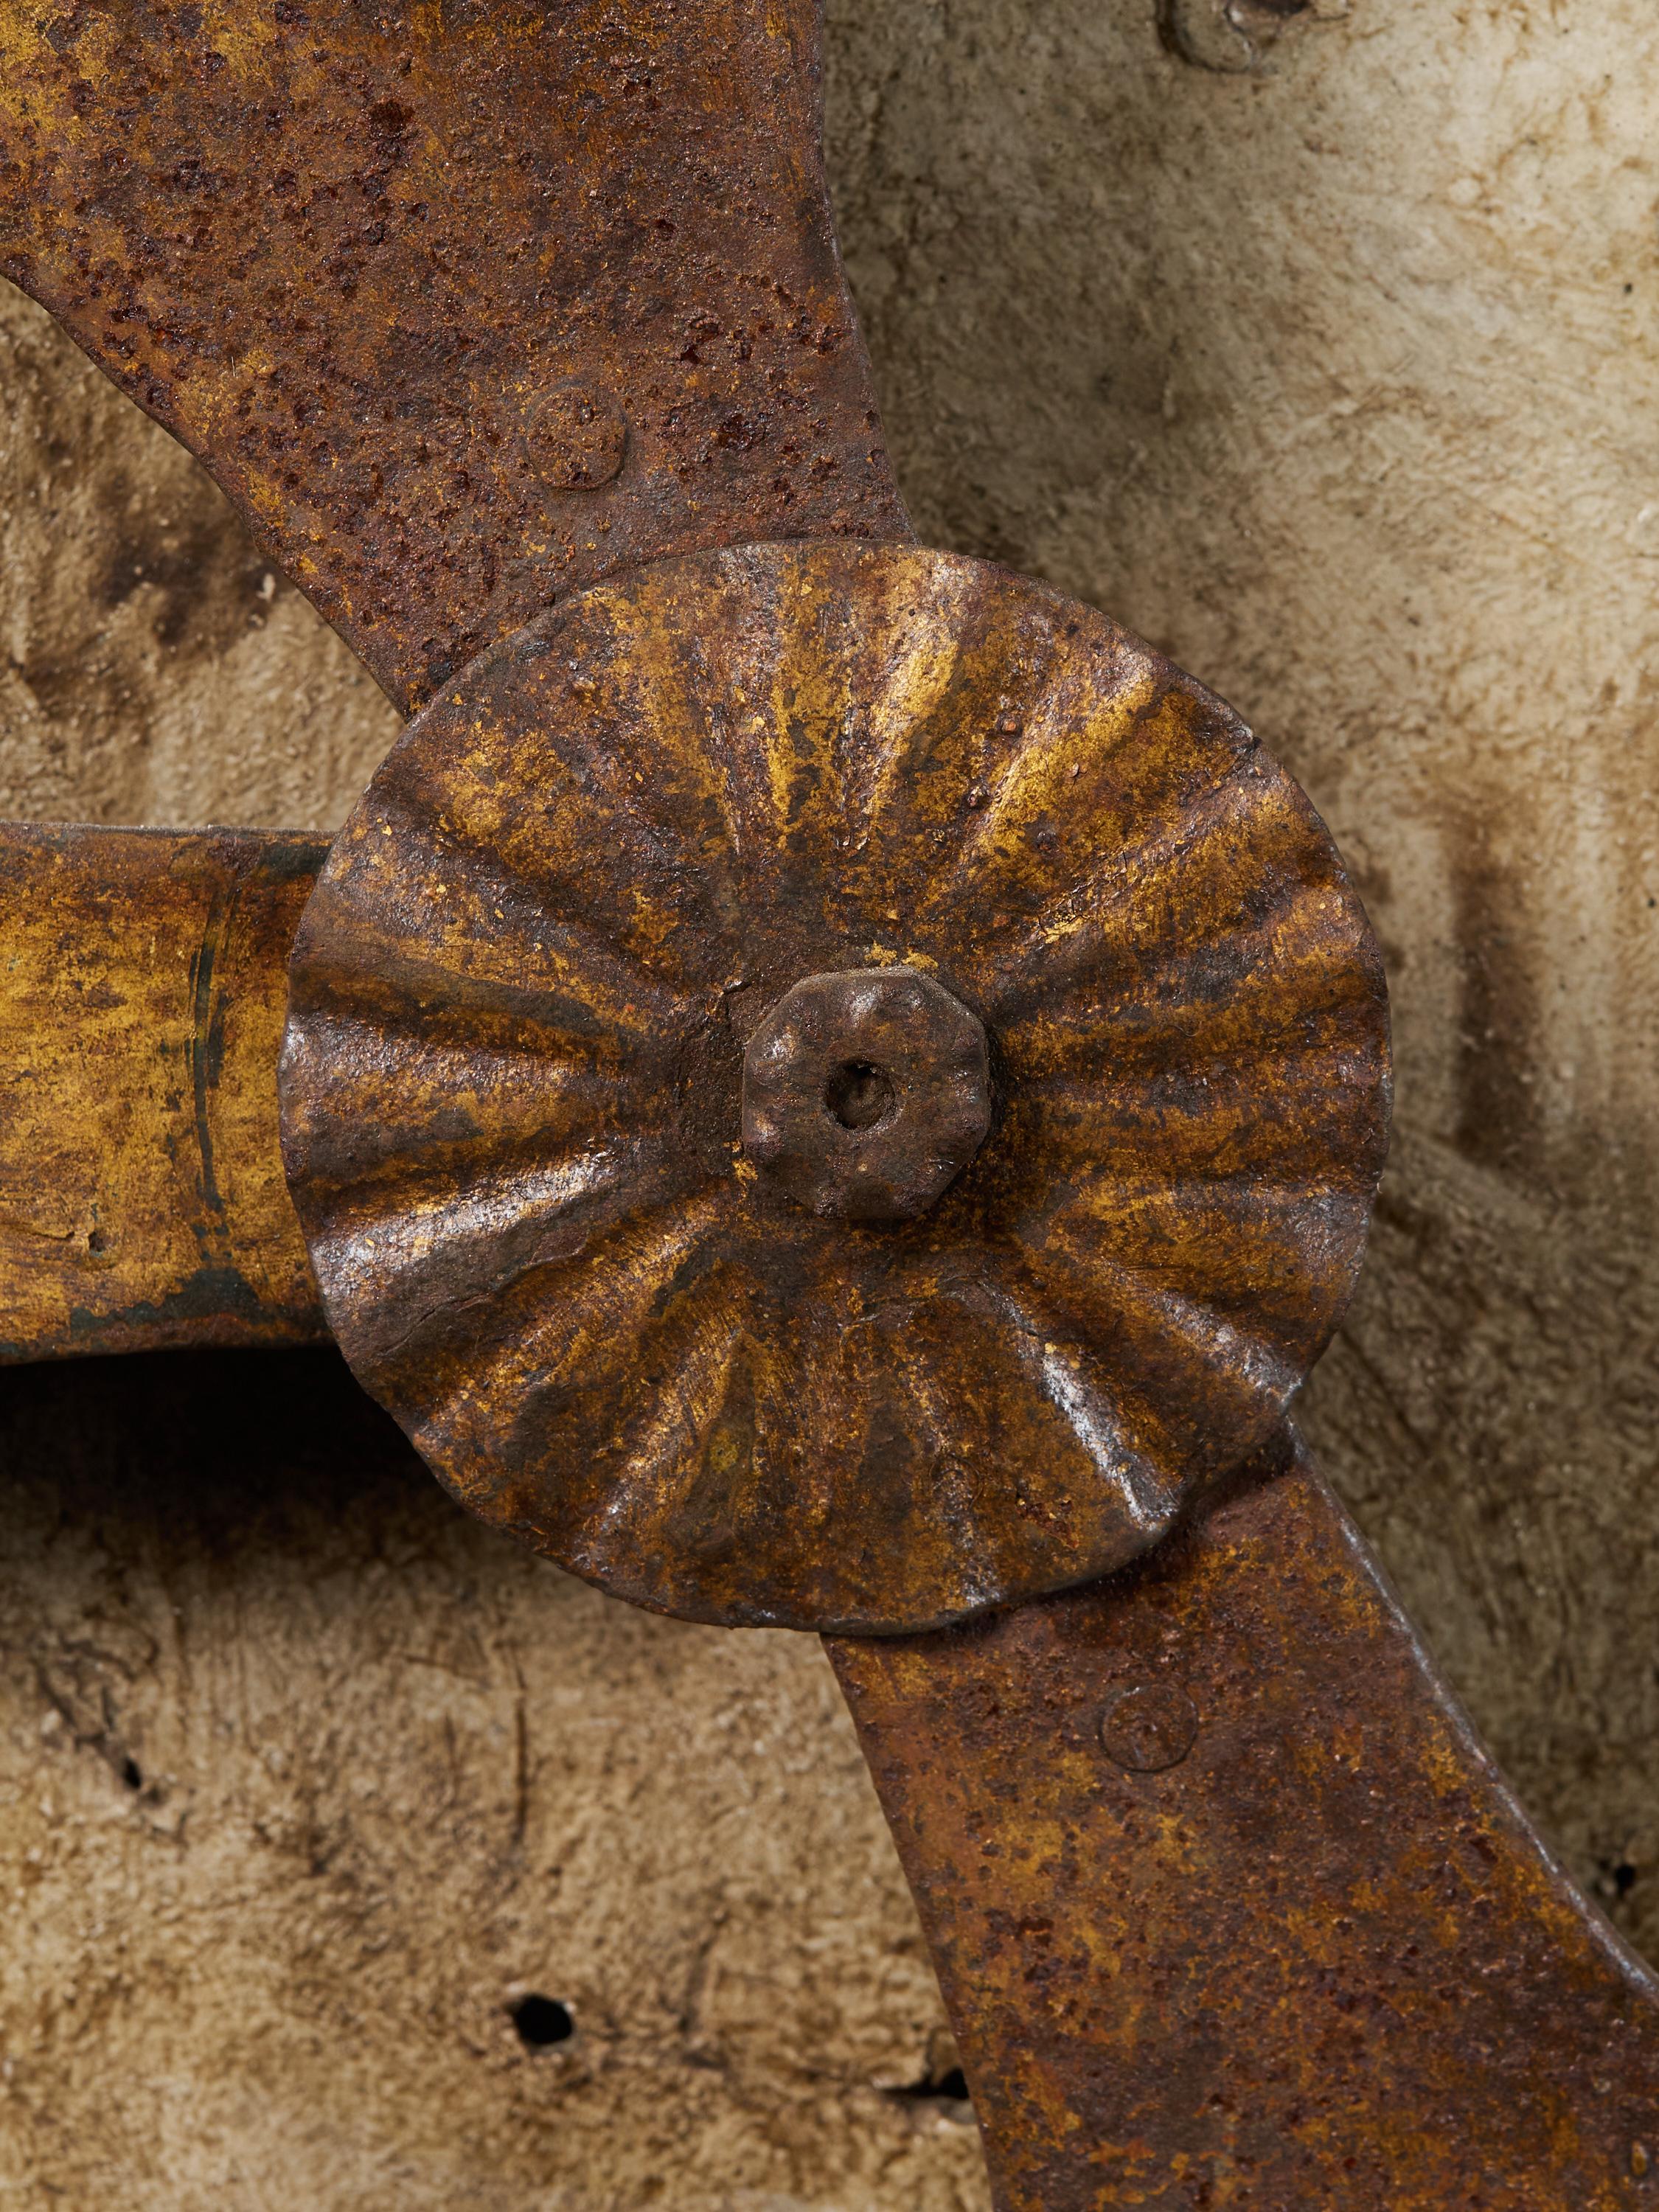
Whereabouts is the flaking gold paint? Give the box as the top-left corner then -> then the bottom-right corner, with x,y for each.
0,823 -> 325,1359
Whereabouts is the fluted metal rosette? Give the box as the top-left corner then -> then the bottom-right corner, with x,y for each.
279,542 -> 1389,1633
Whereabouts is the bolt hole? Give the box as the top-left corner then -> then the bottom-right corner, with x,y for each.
119,1757 -> 142,1790
825,1060 -> 895,1130
509,1993 -> 575,2048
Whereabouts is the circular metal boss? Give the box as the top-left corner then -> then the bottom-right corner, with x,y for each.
278,541 -> 1390,1634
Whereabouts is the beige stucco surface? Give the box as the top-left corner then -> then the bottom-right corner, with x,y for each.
3,0 -> 1658,2201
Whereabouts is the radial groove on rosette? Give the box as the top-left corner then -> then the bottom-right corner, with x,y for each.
756,552 -> 869,849
409,1189 -> 733,1500
554,1280 -> 818,1621
1003,961 -> 1385,1091
1029,1341 -> 1183,1535
317,1147 -> 697,1387
1079,1254 -> 1304,1411
848,1328 -> 1006,1618
855,580 -> 1152,929
379,779 -> 706,1010
658,546 -> 889,958
968,761 -> 1288,1015
288,922 -> 667,1063
969,1253 -> 1212,1510
905,661 -> 1239,936
824,1307 -> 1018,1626
311,1137 -> 653,1304
838,560 -> 1047,846
282,540 -> 1390,1635
588,582 -> 774,961
550,1276 -> 765,1537
1011,1045 -> 1383,1188
824,1251 -> 1185,1625
1019,1175 -> 1368,1381
836,554 -> 988,841
698,1284 -> 1088,1632
928,652 -> 1165,886
855,1279 -> 1172,1613
582,1287 -> 770,1547
987,866 -> 1384,1108
279,1012 -> 635,1198
308,791 -> 697,1043
572,587 -> 755,968
410,615 -> 748,993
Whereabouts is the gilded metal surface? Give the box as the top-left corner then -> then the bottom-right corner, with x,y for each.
7,5 -> 1638,2194
279,539 -> 1390,1634
742,966 -> 993,1222
0,0 -> 905,714
0,822 -> 325,1360
831,1433 -> 1659,2211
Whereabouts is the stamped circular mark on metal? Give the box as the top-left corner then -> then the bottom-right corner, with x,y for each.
743,967 -> 992,1222
279,540 -> 1390,1634
525,383 -> 627,490
1099,1680 -> 1200,1773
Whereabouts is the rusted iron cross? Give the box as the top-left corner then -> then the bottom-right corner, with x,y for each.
1,6 -> 1655,2203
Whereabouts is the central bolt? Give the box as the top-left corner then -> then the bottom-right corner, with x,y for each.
741,967 -> 992,1222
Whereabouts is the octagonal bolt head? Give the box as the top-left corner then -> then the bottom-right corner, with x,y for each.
741,967 -> 992,1222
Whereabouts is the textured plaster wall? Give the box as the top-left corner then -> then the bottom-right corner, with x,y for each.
3,0 -> 1659,2202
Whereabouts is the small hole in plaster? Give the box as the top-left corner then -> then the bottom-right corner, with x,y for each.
510,1993 -> 575,2048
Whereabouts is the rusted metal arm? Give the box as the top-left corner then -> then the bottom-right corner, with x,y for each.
0,823 -> 324,1360
0,0 -> 906,1357
831,1434 -> 1659,2210
0,0 -> 905,712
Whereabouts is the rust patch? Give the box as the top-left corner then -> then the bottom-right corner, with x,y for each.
0,0 -> 907,713
831,1433 -> 1659,2209
278,540 -> 1390,1634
